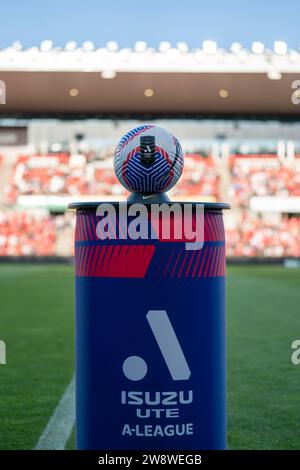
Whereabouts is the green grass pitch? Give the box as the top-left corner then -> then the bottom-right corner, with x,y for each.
0,263 -> 299,450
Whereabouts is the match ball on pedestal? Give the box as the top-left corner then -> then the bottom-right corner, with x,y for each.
114,125 -> 184,194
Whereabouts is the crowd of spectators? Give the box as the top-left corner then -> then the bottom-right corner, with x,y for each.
226,212 -> 300,258
0,211 -> 56,256
5,152 -> 220,202
173,154 -> 220,199
0,150 -> 299,258
4,153 -> 126,203
229,154 -> 300,206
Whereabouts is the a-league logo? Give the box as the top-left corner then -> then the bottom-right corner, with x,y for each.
122,310 -> 191,381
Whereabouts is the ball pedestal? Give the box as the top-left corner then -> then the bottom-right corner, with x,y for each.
70,199 -> 229,450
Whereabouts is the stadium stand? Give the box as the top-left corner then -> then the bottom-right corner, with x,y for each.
0,146 -> 299,259
4,153 -> 126,202
226,212 -> 300,257
172,154 -> 220,199
5,152 -> 220,201
229,154 -> 300,206
0,211 -> 56,256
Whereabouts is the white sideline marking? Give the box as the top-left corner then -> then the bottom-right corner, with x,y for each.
35,375 -> 75,450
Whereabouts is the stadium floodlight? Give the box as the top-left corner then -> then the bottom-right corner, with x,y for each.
82,41 -> 95,52
101,70 -> 117,79
134,41 -> 147,52
11,41 -> 23,51
64,41 -> 77,52
118,47 -> 131,56
176,42 -> 189,53
251,41 -> 264,54
144,88 -> 154,97
202,40 -> 217,54
106,41 -> 119,52
230,42 -> 242,54
267,70 -> 282,80
195,50 -> 205,61
237,50 -> 248,61
166,47 -> 181,60
40,40 -> 53,52
289,50 -> 300,62
69,88 -> 79,97
219,89 -> 229,98
274,41 -> 287,55
158,41 -> 171,53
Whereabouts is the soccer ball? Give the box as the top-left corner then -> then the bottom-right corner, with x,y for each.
114,125 -> 184,193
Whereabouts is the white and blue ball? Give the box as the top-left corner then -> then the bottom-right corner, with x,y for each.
114,125 -> 184,193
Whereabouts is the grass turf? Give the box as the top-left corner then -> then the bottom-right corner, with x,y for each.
0,263 -> 299,449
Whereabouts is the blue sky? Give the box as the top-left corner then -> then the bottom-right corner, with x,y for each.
0,0 -> 299,49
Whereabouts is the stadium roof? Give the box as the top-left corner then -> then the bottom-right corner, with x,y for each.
1,41 -> 300,117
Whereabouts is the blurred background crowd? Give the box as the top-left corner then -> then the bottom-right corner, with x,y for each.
0,121 -> 299,259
